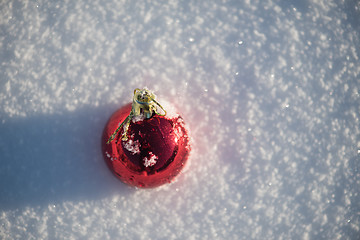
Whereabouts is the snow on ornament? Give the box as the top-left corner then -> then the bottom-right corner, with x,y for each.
102,88 -> 191,188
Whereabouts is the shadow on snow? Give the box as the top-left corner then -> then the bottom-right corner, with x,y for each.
0,104 -> 135,210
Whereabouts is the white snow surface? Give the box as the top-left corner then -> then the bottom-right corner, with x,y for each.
0,0 -> 359,239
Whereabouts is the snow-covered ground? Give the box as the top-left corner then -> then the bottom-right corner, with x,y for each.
1,0 -> 359,239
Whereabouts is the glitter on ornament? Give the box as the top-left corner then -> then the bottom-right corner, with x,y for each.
102,88 -> 191,188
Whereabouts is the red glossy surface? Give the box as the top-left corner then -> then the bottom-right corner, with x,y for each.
102,103 -> 190,188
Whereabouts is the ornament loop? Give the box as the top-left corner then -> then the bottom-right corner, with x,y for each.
106,88 -> 167,144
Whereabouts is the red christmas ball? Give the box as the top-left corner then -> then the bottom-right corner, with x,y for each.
102,103 -> 191,188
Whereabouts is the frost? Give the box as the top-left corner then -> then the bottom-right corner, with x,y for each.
143,152 -> 158,167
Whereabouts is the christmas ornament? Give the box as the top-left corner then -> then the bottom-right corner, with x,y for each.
102,88 -> 191,188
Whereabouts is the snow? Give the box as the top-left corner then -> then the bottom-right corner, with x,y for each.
123,137 -> 141,155
0,0 -> 359,239
143,152 -> 157,168
131,114 -> 145,123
